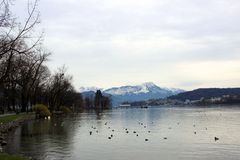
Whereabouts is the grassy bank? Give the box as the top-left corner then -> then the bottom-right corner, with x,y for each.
0,113 -> 34,160
0,153 -> 30,160
0,113 -> 34,124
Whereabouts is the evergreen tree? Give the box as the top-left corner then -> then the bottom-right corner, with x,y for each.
94,90 -> 102,108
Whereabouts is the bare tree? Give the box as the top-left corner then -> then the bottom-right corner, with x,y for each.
14,47 -> 50,112
0,0 -> 42,84
0,0 -> 11,27
0,0 -> 85,113
47,66 -> 74,111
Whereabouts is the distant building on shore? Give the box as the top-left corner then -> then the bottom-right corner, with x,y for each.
119,104 -> 131,107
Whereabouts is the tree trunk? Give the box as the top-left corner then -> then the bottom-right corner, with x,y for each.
21,93 -> 28,112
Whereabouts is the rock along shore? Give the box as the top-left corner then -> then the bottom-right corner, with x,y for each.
0,114 -> 35,150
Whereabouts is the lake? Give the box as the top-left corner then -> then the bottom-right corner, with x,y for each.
4,106 -> 240,160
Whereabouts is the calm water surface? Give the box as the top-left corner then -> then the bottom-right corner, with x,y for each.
4,106 -> 240,160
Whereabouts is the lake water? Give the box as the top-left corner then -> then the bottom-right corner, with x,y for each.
4,106 -> 240,160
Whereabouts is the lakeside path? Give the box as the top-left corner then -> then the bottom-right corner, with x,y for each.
0,113 -> 34,160
0,113 -> 16,118
0,113 -> 34,124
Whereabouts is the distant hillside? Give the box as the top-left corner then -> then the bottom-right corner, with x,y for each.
81,91 -> 96,99
81,91 -> 112,100
80,82 -> 184,107
169,88 -> 240,101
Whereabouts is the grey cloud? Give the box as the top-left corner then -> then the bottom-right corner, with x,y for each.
12,0 -> 240,89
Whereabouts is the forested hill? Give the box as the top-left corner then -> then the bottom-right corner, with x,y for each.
168,88 -> 240,101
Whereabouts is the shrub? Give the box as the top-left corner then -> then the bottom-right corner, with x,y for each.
33,104 -> 51,118
60,106 -> 72,114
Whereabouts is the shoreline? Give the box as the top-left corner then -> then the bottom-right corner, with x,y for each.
0,113 -> 35,160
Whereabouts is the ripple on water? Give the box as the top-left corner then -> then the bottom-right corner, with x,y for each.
4,106 -> 240,160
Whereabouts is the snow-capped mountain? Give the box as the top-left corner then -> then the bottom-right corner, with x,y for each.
79,87 -> 102,93
80,82 -> 184,107
103,82 -> 184,106
104,82 -> 183,96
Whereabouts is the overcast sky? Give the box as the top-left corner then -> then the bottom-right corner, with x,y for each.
13,0 -> 240,90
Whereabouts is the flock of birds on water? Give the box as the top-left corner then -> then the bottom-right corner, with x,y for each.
88,121 -> 220,142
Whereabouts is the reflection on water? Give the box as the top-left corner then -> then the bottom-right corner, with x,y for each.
4,106 -> 240,160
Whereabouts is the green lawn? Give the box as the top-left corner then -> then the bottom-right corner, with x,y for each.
0,113 -> 33,124
0,153 -> 30,160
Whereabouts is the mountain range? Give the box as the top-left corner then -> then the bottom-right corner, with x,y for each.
80,82 -> 184,107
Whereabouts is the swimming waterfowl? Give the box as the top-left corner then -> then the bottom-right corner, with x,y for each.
214,137 -> 219,141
